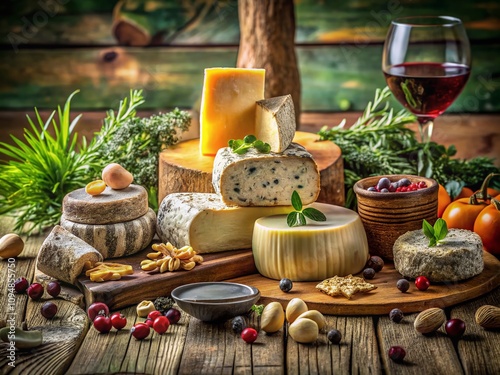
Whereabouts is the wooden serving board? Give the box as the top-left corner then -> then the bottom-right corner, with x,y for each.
229,251 -> 500,315
158,131 -> 345,206
77,245 -> 257,310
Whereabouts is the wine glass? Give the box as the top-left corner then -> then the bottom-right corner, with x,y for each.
382,16 -> 471,142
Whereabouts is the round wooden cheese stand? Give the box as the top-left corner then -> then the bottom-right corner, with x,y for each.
158,131 -> 345,206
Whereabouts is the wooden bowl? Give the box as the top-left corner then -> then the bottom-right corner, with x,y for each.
353,175 -> 438,260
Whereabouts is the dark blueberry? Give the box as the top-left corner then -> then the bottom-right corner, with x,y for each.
367,187 -> 377,192
362,268 -> 375,279
231,316 -> 247,334
389,308 -> 404,323
380,188 -> 389,193
377,177 -> 391,190
396,279 -> 410,293
279,278 -> 293,293
327,329 -> 342,344
398,178 -> 411,187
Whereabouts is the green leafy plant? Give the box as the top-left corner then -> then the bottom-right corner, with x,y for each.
318,87 -> 500,209
228,135 -> 271,155
251,304 -> 264,316
287,191 -> 327,227
422,218 -> 448,247
0,91 -> 101,233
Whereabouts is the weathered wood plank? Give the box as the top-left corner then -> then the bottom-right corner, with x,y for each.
451,287 -> 500,375
1,0 -> 498,45
377,312 -> 463,374
0,44 -> 498,112
287,315 -> 382,374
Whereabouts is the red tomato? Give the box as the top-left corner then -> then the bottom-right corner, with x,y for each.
438,184 -> 451,218
473,201 -> 500,255
442,198 -> 488,231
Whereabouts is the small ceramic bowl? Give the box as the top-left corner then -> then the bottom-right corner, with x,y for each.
171,282 -> 260,322
353,174 -> 438,260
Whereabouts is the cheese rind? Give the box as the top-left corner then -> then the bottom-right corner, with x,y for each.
157,192 -> 292,253
37,225 -> 103,284
393,229 -> 484,282
62,184 -> 149,224
60,208 -> 156,259
252,203 -> 369,281
212,143 -> 320,207
256,94 -> 296,153
200,68 -> 265,155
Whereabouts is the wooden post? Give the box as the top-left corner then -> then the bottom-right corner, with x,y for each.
237,0 -> 301,127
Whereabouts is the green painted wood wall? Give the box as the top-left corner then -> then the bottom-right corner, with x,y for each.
0,0 -> 498,111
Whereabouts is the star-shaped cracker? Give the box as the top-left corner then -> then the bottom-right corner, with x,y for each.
316,274 -> 377,299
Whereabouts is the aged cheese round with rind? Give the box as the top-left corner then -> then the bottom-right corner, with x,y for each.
252,203 -> 369,281
60,208 -> 156,259
393,228 -> 484,282
62,184 -> 149,224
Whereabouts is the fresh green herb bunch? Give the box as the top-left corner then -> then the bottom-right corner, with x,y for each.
229,135 -> 271,154
98,108 -> 191,209
0,91 -> 100,234
319,87 -> 500,209
423,218 -> 448,247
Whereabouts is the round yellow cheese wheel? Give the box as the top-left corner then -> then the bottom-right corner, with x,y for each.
252,203 -> 369,281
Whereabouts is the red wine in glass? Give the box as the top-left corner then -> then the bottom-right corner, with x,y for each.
384,62 -> 470,125
382,16 -> 471,142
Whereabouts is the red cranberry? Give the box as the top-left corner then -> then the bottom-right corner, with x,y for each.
93,316 -> 112,333
41,302 -> 58,319
110,312 -> 127,330
415,276 -> 430,291
87,302 -> 109,321
144,318 -> 154,328
165,308 -> 181,324
46,281 -> 61,297
14,277 -> 29,293
445,319 -> 466,339
152,316 -> 170,334
131,323 -> 150,340
388,346 -> 406,362
27,283 -> 44,300
147,310 -> 162,321
241,328 -> 258,343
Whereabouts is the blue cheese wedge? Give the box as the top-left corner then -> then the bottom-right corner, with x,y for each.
212,143 -> 320,207
256,94 -> 296,153
393,228 -> 484,282
157,192 -> 292,253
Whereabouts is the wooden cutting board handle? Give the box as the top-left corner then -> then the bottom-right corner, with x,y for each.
158,131 -> 344,207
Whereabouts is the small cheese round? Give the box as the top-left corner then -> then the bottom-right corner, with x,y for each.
62,184 -> 148,224
60,208 -> 156,259
393,229 -> 484,282
252,203 -> 369,281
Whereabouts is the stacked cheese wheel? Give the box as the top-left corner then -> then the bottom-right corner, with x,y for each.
158,68 -> 369,281
60,184 -> 156,258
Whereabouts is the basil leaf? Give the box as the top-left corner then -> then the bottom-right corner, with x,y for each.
422,219 -> 434,241
434,218 -> 448,242
428,237 -> 437,248
287,212 -> 299,227
291,190 -> 302,211
302,207 -> 327,222
297,212 -> 307,226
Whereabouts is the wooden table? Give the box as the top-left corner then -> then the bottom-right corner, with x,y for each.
1,218 -> 499,375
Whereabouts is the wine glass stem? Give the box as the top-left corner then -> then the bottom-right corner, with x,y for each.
418,120 -> 434,143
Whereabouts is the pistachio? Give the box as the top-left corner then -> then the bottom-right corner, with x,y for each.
414,307 -> 446,334
0,233 -> 24,259
296,310 -> 326,330
261,302 -> 285,333
0,327 -> 43,349
136,300 -> 156,317
289,318 -> 319,344
475,305 -> 500,329
286,298 -> 308,324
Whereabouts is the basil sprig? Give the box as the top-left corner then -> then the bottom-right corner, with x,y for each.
287,191 -> 327,227
422,218 -> 448,247
228,135 -> 271,155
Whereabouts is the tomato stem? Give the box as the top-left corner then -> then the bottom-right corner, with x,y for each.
475,173 -> 500,202
492,198 -> 500,211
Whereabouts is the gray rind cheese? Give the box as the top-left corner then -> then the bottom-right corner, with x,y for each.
157,192 -> 292,253
60,208 -> 156,259
62,184 -> 148,224
256,94 -> 296,153
393,229 -> 484,282
37,225 -> 103,284
212,143 -> 320,206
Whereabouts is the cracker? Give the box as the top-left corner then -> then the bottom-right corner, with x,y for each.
316,274 -> 377,299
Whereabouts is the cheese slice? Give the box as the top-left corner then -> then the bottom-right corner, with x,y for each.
200,68 -> 265,156
252,203 -> 369,281
156,193 -> 292,253
212,143 -> 320,207
256,94 -> 296,153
